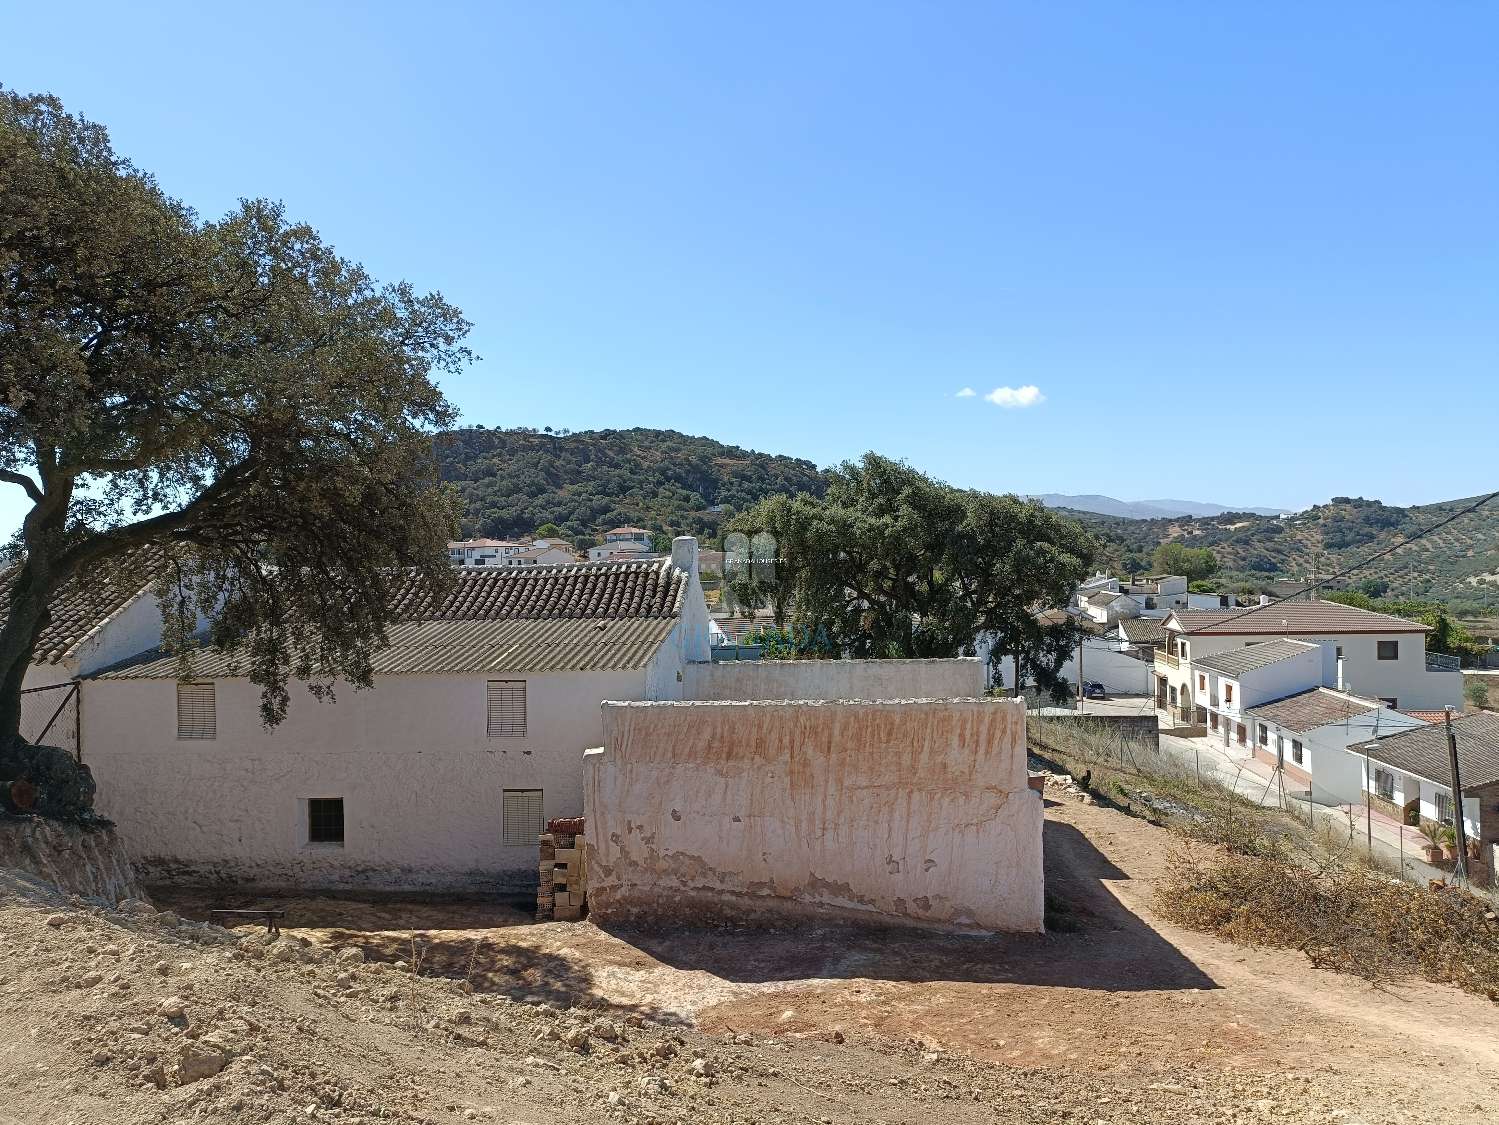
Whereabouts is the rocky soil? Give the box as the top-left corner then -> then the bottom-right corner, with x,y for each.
2,794 -> 1498,1124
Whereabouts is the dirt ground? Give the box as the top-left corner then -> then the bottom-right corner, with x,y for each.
4,793 -> 1499,1124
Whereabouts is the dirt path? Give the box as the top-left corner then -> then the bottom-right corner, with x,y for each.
143,794 -> 1499,1123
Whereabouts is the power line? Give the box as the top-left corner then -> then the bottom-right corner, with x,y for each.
1175,490 -> 1499,638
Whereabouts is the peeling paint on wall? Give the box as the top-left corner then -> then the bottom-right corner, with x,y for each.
584,698 -> 1043,933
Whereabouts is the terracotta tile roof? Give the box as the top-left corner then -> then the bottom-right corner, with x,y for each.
1401,710 -> 1456,724
1245,688 -> 1379,733
2,546 -> 162,666
1356,711 -> 1499,791
1168,601 -> 1428,637
1086,591 -> 1128,608
98,557 -> 689,679
1192,639 -> 1320,678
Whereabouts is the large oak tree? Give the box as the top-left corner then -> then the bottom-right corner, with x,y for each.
0,89 -> 471,738
726,453 -> 1097,695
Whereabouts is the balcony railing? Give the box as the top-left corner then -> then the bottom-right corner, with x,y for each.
1426,652 -> 1461,673
1155,649 -> 1180,670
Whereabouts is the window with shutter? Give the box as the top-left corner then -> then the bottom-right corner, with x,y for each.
176,682 -> 216,740
486,680 -> 527,737
502,789 -> 544,846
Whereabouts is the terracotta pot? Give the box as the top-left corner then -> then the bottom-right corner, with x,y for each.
1423,845 -> 1446,864
1442,844 -> 1460,862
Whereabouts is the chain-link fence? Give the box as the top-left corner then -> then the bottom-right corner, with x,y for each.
1028,711 -> 1499,908
19,681 -> 79,759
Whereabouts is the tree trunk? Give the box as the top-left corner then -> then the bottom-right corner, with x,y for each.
0,570 -> 51,746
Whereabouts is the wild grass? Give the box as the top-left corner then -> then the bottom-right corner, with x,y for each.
1029,715 -> 1499,1000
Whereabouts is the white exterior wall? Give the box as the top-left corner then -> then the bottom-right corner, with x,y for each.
686,657 -> 984,701
81,668 -> 654,891
22,660 -> 78,692
986,640 -> 1155,696
1414,778 -> 1481,840
70,590 -> 171,676
1159,628 -> 1461,713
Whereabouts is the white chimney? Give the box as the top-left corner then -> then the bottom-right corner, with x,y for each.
670,535 -> 699,576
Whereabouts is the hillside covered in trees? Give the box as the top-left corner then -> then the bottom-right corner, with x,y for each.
1079,495 -> 1499,617
437,426 -> 1497,618
436,427 -> 827,544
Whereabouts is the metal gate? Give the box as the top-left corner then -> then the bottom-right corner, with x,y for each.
19,682 -> 80,761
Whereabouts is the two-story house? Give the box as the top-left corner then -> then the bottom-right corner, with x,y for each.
588,527 -> 657,563
1152,601 -> 1461,721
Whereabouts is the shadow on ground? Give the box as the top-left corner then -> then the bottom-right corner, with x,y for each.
596,819 -> 1218,992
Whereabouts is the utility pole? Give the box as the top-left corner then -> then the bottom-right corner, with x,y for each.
1076,634 -> 1084,712
1363,747 -> 1373,857
1445,708 -> 1470,883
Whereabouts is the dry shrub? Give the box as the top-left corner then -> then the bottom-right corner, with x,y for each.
1157,846 -> 1499,998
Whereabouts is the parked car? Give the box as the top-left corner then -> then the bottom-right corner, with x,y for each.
1079,680 -> 1107,700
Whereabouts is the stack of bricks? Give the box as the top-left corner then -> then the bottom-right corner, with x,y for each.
536,817 -> 586,922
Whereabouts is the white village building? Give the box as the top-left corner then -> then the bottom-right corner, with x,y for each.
587,527 -> 656,563
1152,600 -> 1463,722
1348,711 -> 1499,864
81,541 -> 712,892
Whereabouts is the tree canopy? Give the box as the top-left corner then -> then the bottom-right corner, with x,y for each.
1151,542 -> 1219,584
725,454 -> 1097,693
0,89 -> 472,734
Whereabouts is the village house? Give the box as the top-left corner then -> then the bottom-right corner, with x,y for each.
1121,574 -> 1189,616
1079,589 -> 1141,626
1152,600 -> 1462,722
1246,690 -> 1421,804
79,540 -> 712,892
1349,711 -> 1499,870
1115,616 -> 1168,659
447,538 -> 580,567
587,527 -> 656,563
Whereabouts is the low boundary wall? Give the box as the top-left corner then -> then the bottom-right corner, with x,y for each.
684,657 -> 983,701
583,698 -> 1043,933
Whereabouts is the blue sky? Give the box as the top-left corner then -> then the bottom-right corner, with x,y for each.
4,2 -> 1496,531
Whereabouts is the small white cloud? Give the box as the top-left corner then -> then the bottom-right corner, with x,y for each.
954,387 -> 976,398
984,385 -> 1045,409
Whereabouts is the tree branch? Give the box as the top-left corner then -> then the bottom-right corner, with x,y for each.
0,470 -> 43,505
51,457 -> 260,580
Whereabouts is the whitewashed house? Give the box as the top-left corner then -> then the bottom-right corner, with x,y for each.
1122,574 -> 1189,617
1348,712 -> 1499,864
1241,688 -> 1424,805
82,539 -> 712,893
1079,589 -> 1140,626
588,527 -> 656,563
1153,601 -> 1462,722
1188,638 -> 1424,803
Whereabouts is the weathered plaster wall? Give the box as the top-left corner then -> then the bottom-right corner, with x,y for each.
584,698 -> 1043,932
685,658 -> 983,701
82,668 -> 650,891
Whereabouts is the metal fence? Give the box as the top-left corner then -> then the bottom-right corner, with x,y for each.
1029,712 -> 1499,906
19,681 -> 80,759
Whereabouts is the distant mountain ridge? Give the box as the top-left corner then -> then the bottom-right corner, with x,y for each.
1031,494 -> 1291,520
